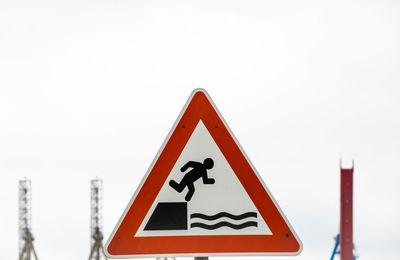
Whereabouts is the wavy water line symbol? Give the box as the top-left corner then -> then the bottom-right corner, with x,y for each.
190,212 -> 257,230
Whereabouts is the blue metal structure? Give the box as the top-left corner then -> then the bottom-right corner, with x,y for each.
330,234 -> 340,260
330,234 -> 358,260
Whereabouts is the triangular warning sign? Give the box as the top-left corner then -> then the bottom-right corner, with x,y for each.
105,89 -> 302,258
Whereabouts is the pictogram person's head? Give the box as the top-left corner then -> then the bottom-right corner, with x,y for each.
204,158 -> 214,169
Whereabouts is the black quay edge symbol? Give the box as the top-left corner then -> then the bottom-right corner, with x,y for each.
169,158 -> 215,201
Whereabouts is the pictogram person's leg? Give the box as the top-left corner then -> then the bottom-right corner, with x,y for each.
169,180 -> 185,192
185,183 -> 195,201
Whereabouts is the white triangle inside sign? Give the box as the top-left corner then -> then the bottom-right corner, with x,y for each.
136,120 -> 272,237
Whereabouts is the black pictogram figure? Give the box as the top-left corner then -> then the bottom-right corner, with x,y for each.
169,158 -> 215,201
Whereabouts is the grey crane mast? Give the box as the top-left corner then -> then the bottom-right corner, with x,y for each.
18,179 -> 39,260
89,179 -> 107,260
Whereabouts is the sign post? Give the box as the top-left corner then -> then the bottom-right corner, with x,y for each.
195,257 -> 208,260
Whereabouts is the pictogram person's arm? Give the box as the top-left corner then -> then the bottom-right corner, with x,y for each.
180,161 -> 200,172
202,174 -> 215,184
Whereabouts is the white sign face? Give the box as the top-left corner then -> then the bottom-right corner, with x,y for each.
135,120 -> 272,237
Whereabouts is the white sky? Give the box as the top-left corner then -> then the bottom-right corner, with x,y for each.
0,0 -> 399,259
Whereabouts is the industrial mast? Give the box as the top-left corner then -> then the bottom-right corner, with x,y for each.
19,179 -> 39,260
88,179 -> 107,260
330,161 -> 358,260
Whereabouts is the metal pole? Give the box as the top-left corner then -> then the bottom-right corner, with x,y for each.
195,257 -> 208,260
340,162 -> 354,260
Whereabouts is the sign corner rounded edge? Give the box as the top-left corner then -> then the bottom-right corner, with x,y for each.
295,237 -> 304,255
103,241 -> 119,259
191,88 -> 209,97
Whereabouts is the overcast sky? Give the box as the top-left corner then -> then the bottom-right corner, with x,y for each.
1,0 -> 400,259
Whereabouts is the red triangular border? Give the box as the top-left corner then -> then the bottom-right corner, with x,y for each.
105,89 -> 302,258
